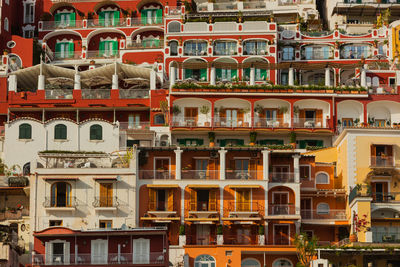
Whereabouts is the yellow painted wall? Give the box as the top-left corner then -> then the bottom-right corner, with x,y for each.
303,147 -> 337,163
337,138 -> 348,189
392,26 -> 400,58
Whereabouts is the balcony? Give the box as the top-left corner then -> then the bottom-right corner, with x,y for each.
119,122 -> 151,131
126,41 -> 164,50
0,209 -> 29,221
268,204 -> 296,216
32,252 -> 166,266
253,118 -> 291,128
269,172 -> 295,183
45,89 -> 73,100
119,89 -> 149,99
181,170 -> 219,180
43,196 -> 77,211
87,50 -> 120,59
372,228 -> 400,244
92,196 -> 119,211
300,178 -> 315,189
171,117 -> 211,128
293,118 -> 327,128
370,156 -> 395,168
188,201 -> 219,221
225,201 -> 263,220
36,153 -> 127,169
186,234 -> 218,245
81,89 -> 111,99
226,170 -> 262,180
139,170 -> 175,180
54,51 -> 82,61
223,234 -> 258,245
300,209 -> 347,221
372,192 -> 400,203
213,118 -> 251,128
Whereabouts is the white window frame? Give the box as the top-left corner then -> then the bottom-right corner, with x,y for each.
22,24 -> 35,38
316,202 -> 330,215
132,238 -> 150,264
4,18 -> 8,32
315,171 -> 329,184
23,0 -> 36,24
91,239 -> 108,264
273,224 -> 291,246
45,240 -> 70,265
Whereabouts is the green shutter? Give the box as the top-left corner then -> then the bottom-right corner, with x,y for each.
55,43 -> 61,53
231,69 -> 238,80
68,42 -> 74,58
197,139 -> 204,146
244,68 -> 250,81
19,124 -> 31,139
113,11 -> 120,26
99,11 -> 105,26
55,125 -> 67,140
154,39 -> 160,47
316,140 -> 324,147
299,140 -> 307,149
216,68 -> 222,80
112,40 -> 118,56
177,139 -> 185,146
200,69 -> 207,81
90,125 -> 102,140
156,9 -> 162,24
99,41 -> 105,56
141,10 -> 147,25
219,139 -> 226,147
185,69 -> 192,79
70,13 -> 76,27
54,13 -> 61,26
260,69 -> 267,80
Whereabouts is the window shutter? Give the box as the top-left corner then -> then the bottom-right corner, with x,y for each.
299,109 -> 306,120
69,13 -> 76,26
156,9 -> 162,24
316,110 -> 323,125
141,10 -> 147,25
55,13 -> 61,26
99,41 -> 105,56
185,69 -> 192,79
55,42 -> 61,54
148,188 -> 156,211
299,140 -> 307,149
112,40 -> 118,56
197,139 -> 204,146
216,68 -> 222,80
260,69 -> 267,80
177,139 -> 185,146
231,69 -> 238,80
200,68 -> 207,81
133,239 -> 149,264
209,190 -> 217,211
244,68 -> 250,81
243,190 -> 250,211
189,189 -> 197,211
167,189 -> 174,211
68,42 -> 74,58
237,139 -> 244,146
64,242 -> 70,264
99,11 -> 105,26
113,11 -> 119,26
45,242 -> 52,264
154,38 -> 160,47
316,140 -> 324,147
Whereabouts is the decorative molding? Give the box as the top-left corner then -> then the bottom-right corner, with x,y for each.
56,38 -> 74,43
100,37 -> 118,42
100,7 -> 118,12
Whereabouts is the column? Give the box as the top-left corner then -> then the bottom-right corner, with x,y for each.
293,154 -> 300,183
112,74 -> 119,90
218,148 -> 227,180
181,187 -> 185,223
150,70 -> 156,90
293,155 -> 301,216
210,66 -> 216,85
74,73 -> 81,90
295,221 -> 301,235
37,74 -> 45,90
250,66 -> 255,86
170,66 -> 176,88
325,68 -> 331,87
8,75 -> 17,92
288,67 -> 294,86
219,187 -> 223,220
174,148 -> 183,180
261,150 -> 270,181
360,67 -> 367,88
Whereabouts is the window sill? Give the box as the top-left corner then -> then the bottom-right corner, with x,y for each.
18,138 -> 33,142
54,139 -> 69,142
89,139 -> 104,143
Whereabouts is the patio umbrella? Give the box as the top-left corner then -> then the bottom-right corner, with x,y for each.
81,76 -> 112,88
47,77 -> 74,87
123,77 -> 150,86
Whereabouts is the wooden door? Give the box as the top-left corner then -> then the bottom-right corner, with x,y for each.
274,225 -> 289,245
167,189 -> 174,211
148,188 -> 156,211
316,109 -> 323,126
372,182 -> 388,202
236,190 -> 250,211
208,190 -> 217,211
299,109 -> 306,126
99,183 -> 113,207
301,198 -> 312,219
184,107 -> 198,125
189,189 -> 197,211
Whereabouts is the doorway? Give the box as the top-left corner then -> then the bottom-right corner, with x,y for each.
274,225 -> 290,245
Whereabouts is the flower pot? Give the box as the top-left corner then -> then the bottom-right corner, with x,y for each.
349,234 -> 357,242
209,142 -> 215,148
290,142 -> 296,149
204,122 -> 210,127
351,90 -> 359,94
249,142 -> 255,146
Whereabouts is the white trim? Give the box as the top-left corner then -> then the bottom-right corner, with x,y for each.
56,38 -> 74,43
23,0 -> 35,24
316,202 -> 330,215
100,7 -> 119,12
272,191 -> 289,204
100,37 -> 118,42
315,171 -> 330,185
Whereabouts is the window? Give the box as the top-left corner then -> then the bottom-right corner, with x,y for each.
169,41 -> 178,56
168,21 -> 181,33
54,12 -> 76,27
98,10 -> 120,26
214,41 -> 237,56
99,40 -> 118,57
184,41 -> 207,56
185,68 -> 207,81
45,241 -> 70,265
341,44 -> 371,59
55,42 -> 74,59
243,68 -> 268,81
317,203 -> 330,215
302,45 -> 333,60
24,2 -> 34,24
133,238 -> 150,264
154,114 -> 165,125
51,182 -> 72,207
128,114 -> 141,129
141,8 -> 162,25
316,172 -> 329,184
282,46 -> 294,60
241,258 -> 261,267
23,29 -> 34,38
243,40 -> 267,55
272,259 -> 292,267
99,183 -> 113,207
90,124 -> 102,140
300,165 -> 310,180
194,255 -> 216,267
216,68 -> 238,82
91,239 -> 108,264
99,220 -> 112,228
54,124 -> 67,140
4,18 -> 9,32
19,123 -> 32,139
49,220 -> 63,227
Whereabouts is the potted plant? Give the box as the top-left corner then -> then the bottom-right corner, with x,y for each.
200,105 -> 211,127
179,224 -> 186,246
172,105 -> 181,116
217,225 -> 224,245
208,132 -> 215,147
254,105 -> 264,127
258,225 -> 265,245
249,132 -> 257,146
289,131 -> 296,149
279,106 -> 288,114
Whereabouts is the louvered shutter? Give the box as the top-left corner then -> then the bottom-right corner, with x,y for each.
200,69 -> 207,81
156,9 -> 162,24
68,42 -> 74,58
55,42 -> 61,54
45,242 -> 52,264
113,11 -> 119,26
69,13 -> 76,27
189,189 -> 197,211
141,10 -> 147,25
316,110 -> 323,125
231,69 -> 238,80
260,69 -> 267,80
112,40 -> 118,56
244,68 -> 250,80
98,11 -> 105,26
148,188 -> 156,211
55,13 -> 61,26
209,190 -> 217,211
167,189 -> 174,211
185,69 -> 192,79
99,41 -> 105,57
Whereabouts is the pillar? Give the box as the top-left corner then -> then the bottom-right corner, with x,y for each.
74,74 -> 81,90
295,221 -> 301,235
218,148 -> 227,180
293,154 -> 300,183
174,148 -> 183,180
219,187 -> 224,220
37,75 -> 45,90
170,66 -> 176,88
360,67 -> 367,88
181,188 -> 185,223
288,67 -> 294,86
8,75 -> 17,92
210,66 -> 216,85
325,68 -> 331,87
250,66 -> 255,85
112,74 -> 119,90
261,150 -> 270,181
150,70 -> 156,90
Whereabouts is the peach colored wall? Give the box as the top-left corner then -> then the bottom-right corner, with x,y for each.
315,164 -> 335,190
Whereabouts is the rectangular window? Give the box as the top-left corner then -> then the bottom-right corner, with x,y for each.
24,3 -> 34,23
133,239 -> 150,264
99,220 -> 112,228
128,114 -> 141,129
99,183 -> 113,207
49,220 -> 63,227
300,165 -> 310,180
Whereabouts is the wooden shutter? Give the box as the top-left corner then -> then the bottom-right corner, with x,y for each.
55,42 -> 61,54
148,188 -> 156,211
197,139 -> 204,146
68,42 -> 74,58
141,10 -> 147,25
189,189 -> 197,211
99,11 -> 105,26
299,109 -> 306,122
371,144 -> 376,157
167,189 -> 174,211
316,110 -> 323,125
243,190 -> 250,211
177,139 -> 186,146
63,242 -> 70,264
260,69 -> 267,80
113,11 -> 119,26
156,9 -> 162,24
209,190 -> 217,211
69,13 -> 76,26
278,110 -> 284,125
112,41 -> 118,56
231,69 -> 238,80
100,183 -> 107,207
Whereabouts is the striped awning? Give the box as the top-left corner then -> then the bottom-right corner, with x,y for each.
187,184 -> 219,189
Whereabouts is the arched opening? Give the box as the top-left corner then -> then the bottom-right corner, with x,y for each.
54,124 -> 67,140
213,58 -> 238,82
194,255 -> 216,267
272,259 -> 293,267
167,21 -> 180,33
316,172 -> 329,184
23,162 -> 31,176
242,57 -> 269,82
241,258 -> 261,267
19,123 -> 32,139
90,124 -> 103,140
183,58 -> 208,82
51,182 -> 72,207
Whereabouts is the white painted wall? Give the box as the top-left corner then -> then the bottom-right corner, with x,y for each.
172,98 -> 212,127
294,99 -> 330,128
367,101 -> 400,123
337,100 -> 364,123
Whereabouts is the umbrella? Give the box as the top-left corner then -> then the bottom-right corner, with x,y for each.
81,76 -> 112,88
47,77 -> 74,87
123,77 -> 150,85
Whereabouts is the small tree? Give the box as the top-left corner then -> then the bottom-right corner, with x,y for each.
294,233 -> 318,267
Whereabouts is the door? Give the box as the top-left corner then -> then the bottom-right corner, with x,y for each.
184,107 -> 198,126
196,225 -> 210,245
272,166 -> 290,182
209,190 -> 217,211
99,183 -> 113,207
155,158 -> 169,179
301,198 -> 312,219
235,159 -> 249,179
273,192 -> 288,215
372,182 -> 388,202
274,225 -> 290,245
197,190 -> 209,211
342,118 -> 353,127
157,189 -> 166,211
195,159 -> 208,179
133,238 -> 150,264
128,114 -> 140,129
236,189 -> 251,212
237,228 -> 251,244
91,239 -> 108,264
226,109 -> 237,127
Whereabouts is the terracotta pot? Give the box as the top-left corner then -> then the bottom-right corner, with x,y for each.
290,142 -> 296,149
349,234 -> 357,242
249,142 -> 255,146
209,142 -> 215,148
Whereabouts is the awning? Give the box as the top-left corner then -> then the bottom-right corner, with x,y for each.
229,185 -> 261,189
147,184 -> 180,188
43,177 -> 79,180
93,0 -> 120,13
187,184 -> 219,189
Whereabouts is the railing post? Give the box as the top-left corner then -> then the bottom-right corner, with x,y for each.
261,149 -> 270,181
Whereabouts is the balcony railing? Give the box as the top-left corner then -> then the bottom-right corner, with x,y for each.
372,192 -> 400,203
225,170 -> 262,180
119,89 -> 149,99
119,122 -> 151,131
227,201 -> 263,213
0,209 -> 29,221
300,209 -> 347,220
370,156 -> 394,168
181,170 -> 219,180
372,229 -> 400,243
81,89 -> 111,99
213,118 -> 251,128
43,197 -> 77,208
171,117 -> 211,128
45,89 -> 73,99
268,204 -> 296,215
300,178 -> 315,188
269,172 -> 295,183
189,201 -> 218,212
92,196 -> 119,208
186,235 -> 216,245
224,234 -> 258,245
32,252 -> 165,265
273,235 -> 291,245
40,20 -> 85,31
87,50 -> 120,59
139,170 -> 175,179
126,41 -> 164,50
87,18 -> 128,28
293,118 -> 326,128
253,118 -> 290,128
54,51 -> 82,60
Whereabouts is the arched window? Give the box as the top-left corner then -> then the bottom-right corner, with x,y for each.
316,172 -> 329,184
23,162 -> 30,175
19,123 -> 32,139
282,46 -> 294,60
241,258 -> 261,267
317,203 -> 330,215
54,124 -> 67,140
194,255 -> 215,267
272,259 -> 292,267
51,182 -> 72,207
154,114 -> 165,125
90,124 -> 102,140
168,21 -> 180,33
169,41 -> 178,56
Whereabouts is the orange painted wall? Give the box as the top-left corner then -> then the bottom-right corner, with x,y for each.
222,186 -> 265,218
184,187 -> 220,217
315,164 -> 335,190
